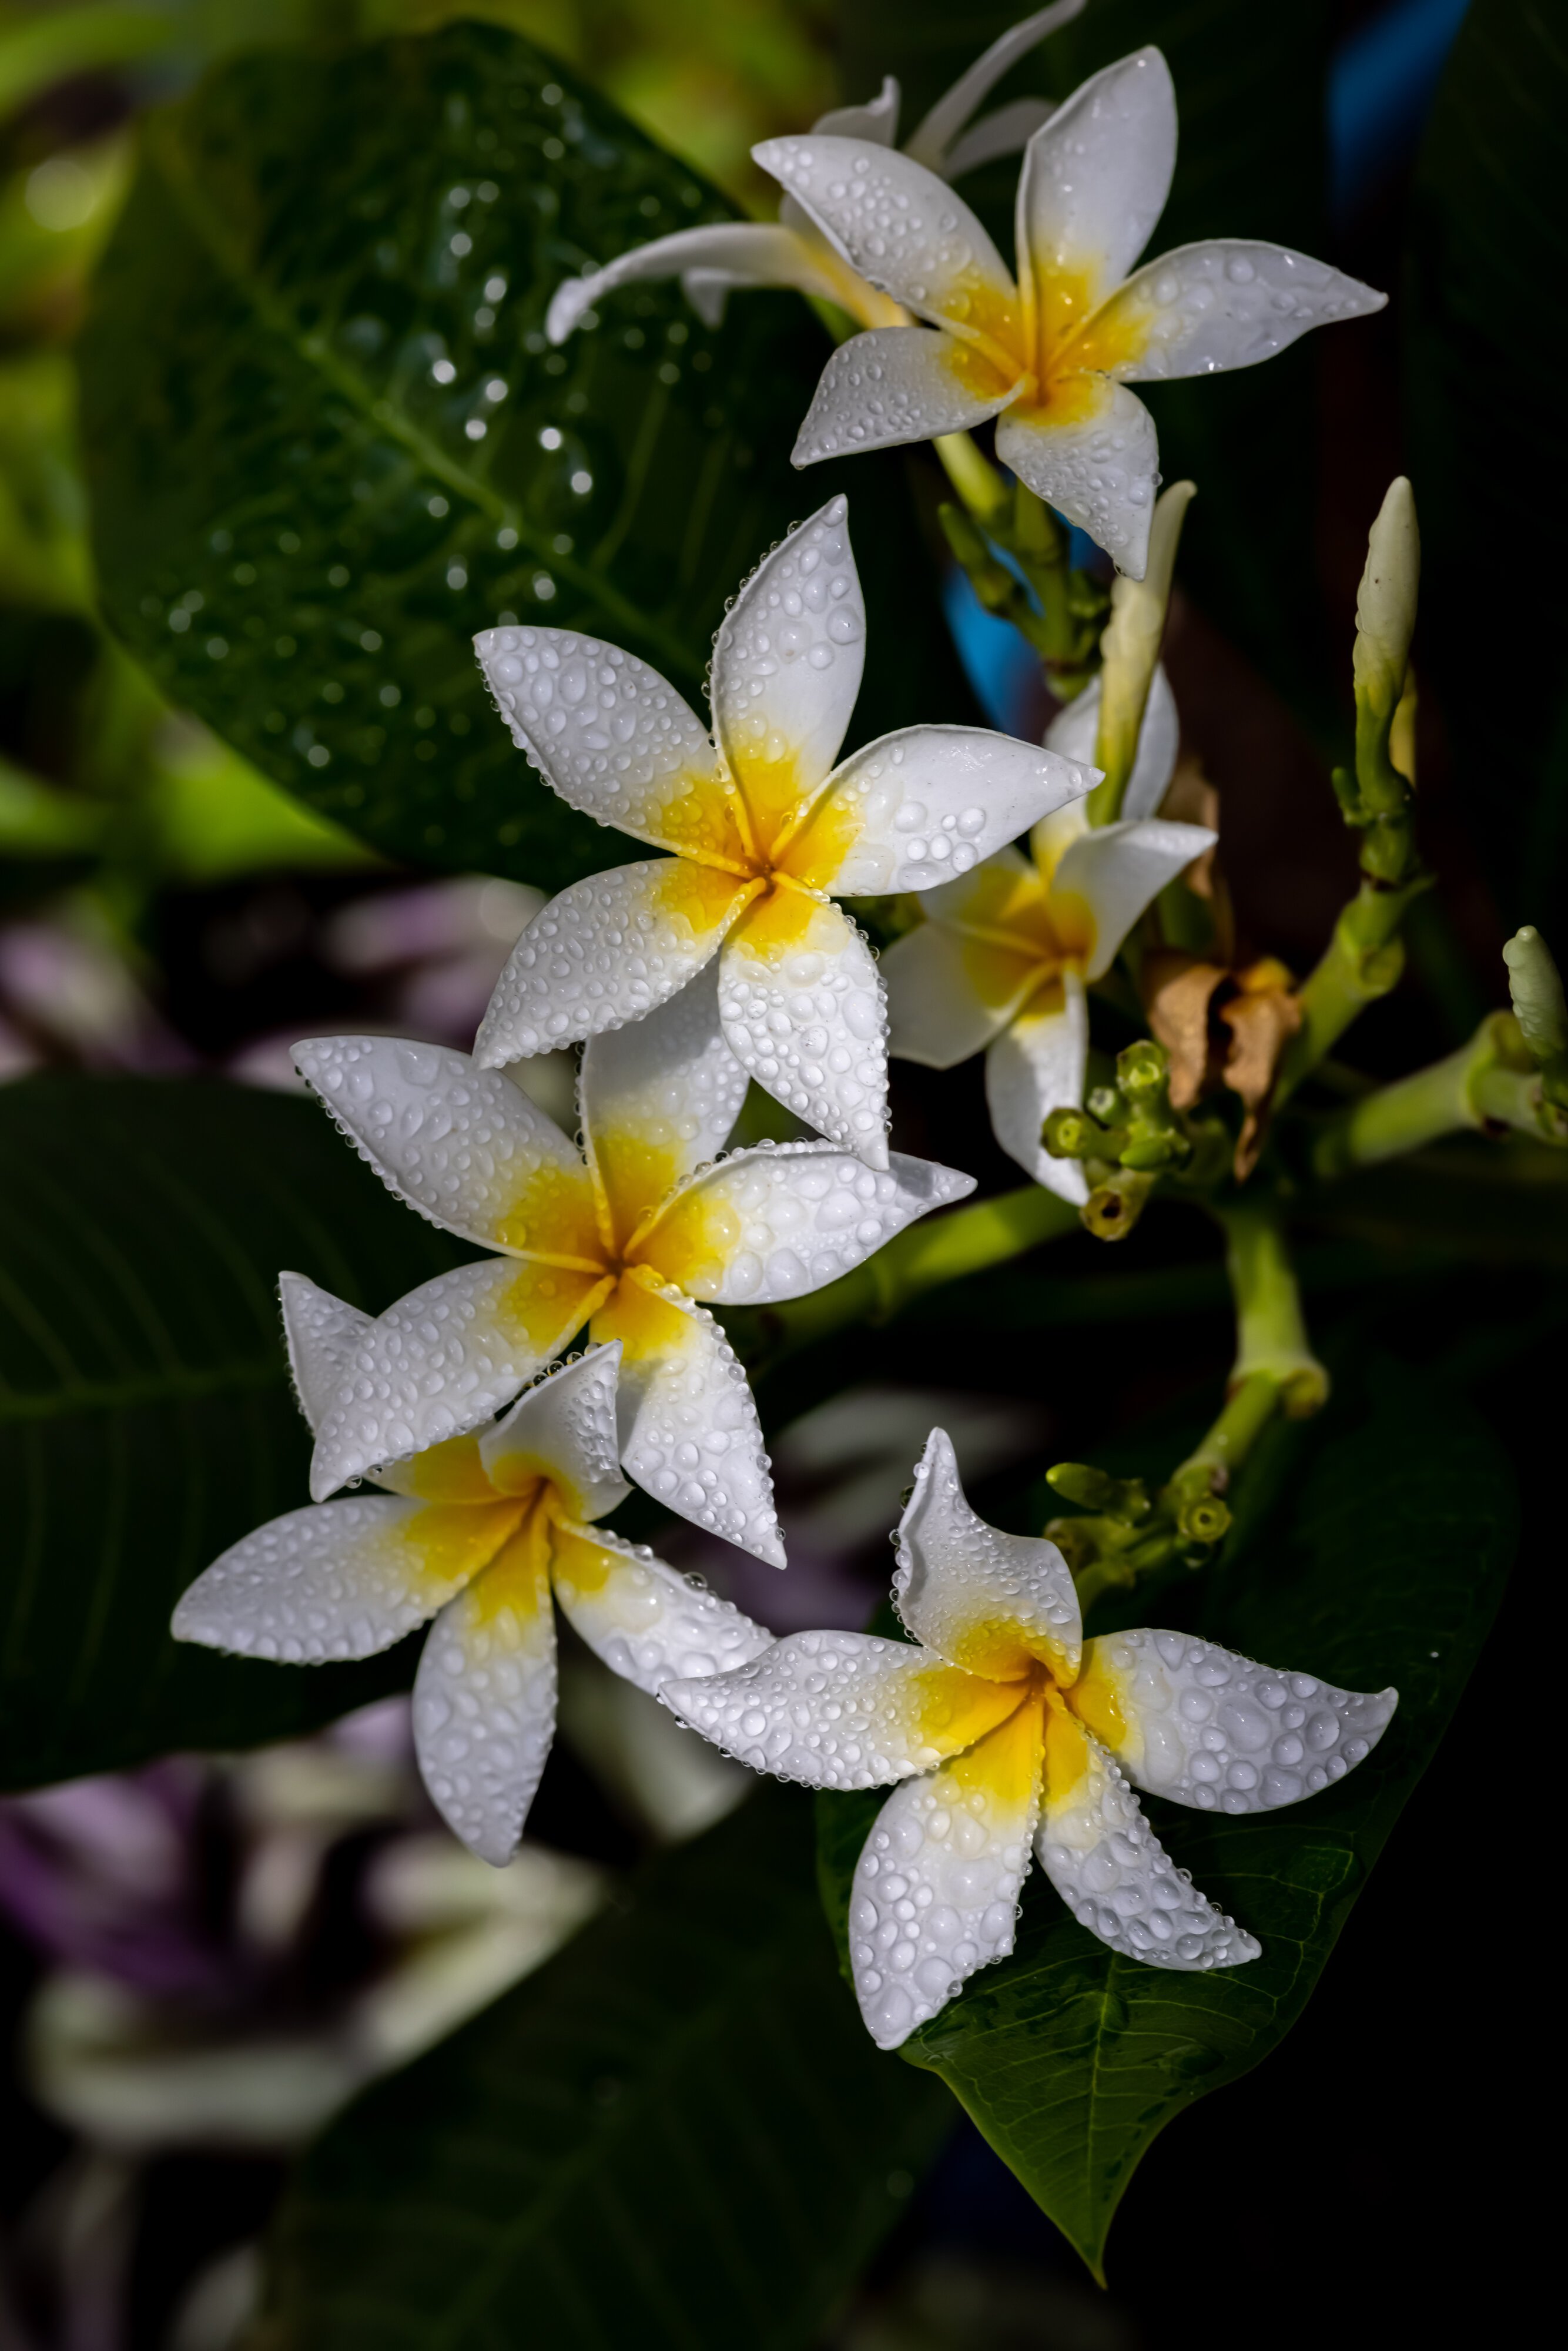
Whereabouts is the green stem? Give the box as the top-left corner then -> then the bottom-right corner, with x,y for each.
1309,1011 -> 1568,1176
1274,875 -> 1429,1106
1174,1372 -> 1281,1488
1211,1193 -> 1328,1414
727,1184 -> 1078,1368
933,432 -> 1010,531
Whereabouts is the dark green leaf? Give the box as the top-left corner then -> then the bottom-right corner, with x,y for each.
836,0 -> 1339,718
816,1355 -> 1515,2278
80,21 -> 975,895
1405,0 -> 1568,942
0,1074 -> 470,1790
260,1783 -> 952,2351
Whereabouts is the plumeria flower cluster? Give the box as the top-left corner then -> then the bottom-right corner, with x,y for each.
884,661 -> 1214,1200
292,963 -> 973,1561
665,1432 -> 1398,2047
546,3 -> 1088,343
175,1301 -> 769,1865
472,494 -> 1093,1164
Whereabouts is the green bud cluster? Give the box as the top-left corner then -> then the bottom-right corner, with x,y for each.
1045,1455 -> 1234,1606
1041,1041 -> 1232,1241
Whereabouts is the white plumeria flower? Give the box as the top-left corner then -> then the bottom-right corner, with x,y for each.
290,963 -> 973,1559
882,664 -> 1211,1201
665,1430 -> 1398,2048
756,48 -> 1385,578
473,494 -> 1094,1166
173,1324 -> 771,1867
545,4 -> 1087,344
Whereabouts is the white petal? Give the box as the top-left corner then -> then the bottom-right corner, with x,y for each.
754,135 -> 1017,335
1084,240 -> 1387,384
803,726 -> 1094,894
292,1036 -> 589,1252
812,76 -> 900,144
602,1278 -> 786,1566
679,269 -> 739,329
850,1698 -> 1046,2048
545,223 -> 850,344
480,1344 -> 629,1523
1044,662 -> 1178,822
172,1493 -> 514,1663
718,894 -> 890,1168
896,1428 -> 1081,1677
278,1271 -> 370,1437
883,919 -> 1030,1070
1052,816 -> 1216,980
996,379 -> 1159,577
904,0 -> 1086,171
413,1530 -> 557,1866
635,1141 -> 974,1304
578,959 -> 749,1251
1073,1629 -> 1398,1814
473,859 -> 754,1067
790,326 -> 1018,468
474,622 -> 726,852
710,495 -> 865,806
310,1260 -> 608,1501
984,969 -> 1090,1200
1017,48 -> 1175,330
551,1523 -> 773,1692
1037,1711 -> 1259,1970
664,1630 -> 1020,1787
940,98 -> 1056,180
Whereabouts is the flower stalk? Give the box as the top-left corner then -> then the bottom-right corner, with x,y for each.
1308,1009 -> 1568,1177
934,435 -> 1105,696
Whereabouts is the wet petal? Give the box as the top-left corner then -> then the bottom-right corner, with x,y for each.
546,222 -> 851,344
792,727 -> 1093,895
1016,48 -> 1176,339
292,1036 -> 594,1257
278,1271 -> 369,1437
1051,816 -> 1216,980
996,379 -> 1160,577
473,622 -> 733,860
480,1344 -> 629,1524
664,1629 -> 1020,1787
790,325 -> 1018,469
595,1274 -> 785,1567
719,892 -> 890,1168
172,1493 -> 520,1663
636,1141 -> 973,1304
1079,241 -> 1386,386
1069,1629 -> 1398,1814
850,1697 -> 1046,2048
984,969 -> 1090,1200
1044,662 -> 1178,823
551,1522 -> 772,1692
896,1428 -> 1081,1678
474,858 -> 755,1068
578,960 -> 749,1252
883,916 -> 1037,1070
310,1260 -> 610,1501
711,495 -> 865,817
755,133 -> 1019,340
413,1519 -> 557,1866
1037,1707 -> 1259,1970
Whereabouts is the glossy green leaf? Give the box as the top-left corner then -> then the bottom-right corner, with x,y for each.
1405,0 -> 1568,943
79,21 -> 974,896
816,1357 -> 1514,2278
0,1075 -> 471,1791
259,1783 -> 952,2351
836,0 -> 1338,718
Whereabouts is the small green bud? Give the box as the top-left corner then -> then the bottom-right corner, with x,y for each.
1175,1492 -> 1232,1546
1046,1463 -> 1149,1520
1043,1106 -> 1098,1159
1502,926 -> 1568,1064
1086,1083 -> 1124,1125
1120,1128 -> 1189,1171
1044,1516 -> 1101,1576
1117,1039 -> 1170,1098
1082,1168 -> 1155,1241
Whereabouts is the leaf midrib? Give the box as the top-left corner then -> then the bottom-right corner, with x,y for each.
0,1358 -> 281,1423
142,111 -> 707,691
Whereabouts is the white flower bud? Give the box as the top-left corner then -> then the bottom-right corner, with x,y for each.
1094,480 -> 1194,812
1352,477 -> 1419,717
1502,926 -> 1568,1063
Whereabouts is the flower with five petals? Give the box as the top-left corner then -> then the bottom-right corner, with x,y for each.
757,48 -> 1384,577
292,964 -> 973,1558
882,665 -> 1212,1200
664,1431 -> 1398,2047
472,494 -> 1093,1167
545,4 -> 1087,344
174,1315 -> 770,1867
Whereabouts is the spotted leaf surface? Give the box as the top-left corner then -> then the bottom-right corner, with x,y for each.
79,23 -> 976,892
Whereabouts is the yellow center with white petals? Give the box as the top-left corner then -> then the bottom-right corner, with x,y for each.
935,252 -> 1151,428
911,1622 -> 1127,1810
639,742 -> 865,967
932,849 -> 1097,1025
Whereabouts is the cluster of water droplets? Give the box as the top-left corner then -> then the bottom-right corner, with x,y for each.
478,868 -> 736,1062
414,1569 -> 557,1866
718,912 -> 890,1163
172,1493 -> 444,1665
619,1298 -> 784,1565
679,1140 -> 970,1304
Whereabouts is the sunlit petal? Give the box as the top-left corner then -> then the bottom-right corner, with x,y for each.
1044,662 -> 1178,823
1016,48 -> 1176,341
790,325 -> 1018,469
1077,240 -> 1386,385
480,1344 -> 629,1524
996,379 -> 1160,578
896,1429 -> 1081,1678
795,727 -> 1093,895
578,960 -> 749,1252
719,892 -> 890,1167
710,494 -> 866,813
551,1523 -> 773,1692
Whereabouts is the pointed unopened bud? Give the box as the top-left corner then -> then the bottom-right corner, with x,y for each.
1502,926 -> 1568,1063
1352,477 -> 1419,719
1088,481 -> 1194,822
